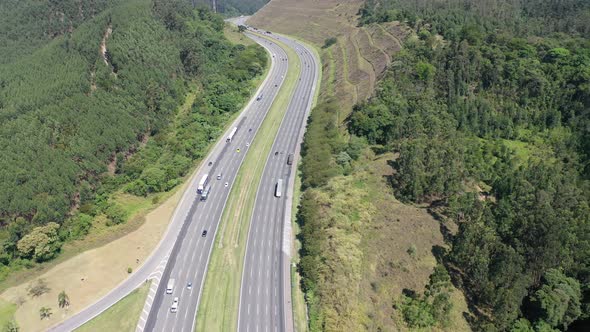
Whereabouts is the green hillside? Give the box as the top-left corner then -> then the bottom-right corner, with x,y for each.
297,0 -> 590,331
0,0 -> 265,280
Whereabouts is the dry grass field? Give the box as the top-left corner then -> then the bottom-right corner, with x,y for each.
249,0 -> 408,115
358,152 -> 470,331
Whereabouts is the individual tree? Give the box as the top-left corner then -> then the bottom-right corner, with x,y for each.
58,290 -> 70,309
529,269 -> 581,330
17,222 -> 61,262
39,307 -> 52,320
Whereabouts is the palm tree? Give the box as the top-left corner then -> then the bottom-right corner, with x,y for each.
58,291 -> 70,309
39,307 -> 52,320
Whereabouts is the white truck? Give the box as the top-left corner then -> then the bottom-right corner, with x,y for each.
275,179 -> 283,198
227,127 -> 238,143
197,174 -> 209,194
166,278 -> 175,294
200,185 -> 212,201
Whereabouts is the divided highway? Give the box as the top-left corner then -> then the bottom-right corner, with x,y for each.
143,34 -> 290,332
49,21 -> 319,332
238,34 -> 319,332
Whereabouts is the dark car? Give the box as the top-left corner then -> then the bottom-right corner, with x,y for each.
208,161 -> 213,166
201,230 -> 208,237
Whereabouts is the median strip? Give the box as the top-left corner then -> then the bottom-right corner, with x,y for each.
195,34 -> 301,332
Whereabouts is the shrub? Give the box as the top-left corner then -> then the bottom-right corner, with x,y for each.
323,37 -> 337,48
105,204 -> 127,226
28,279 -> 50,297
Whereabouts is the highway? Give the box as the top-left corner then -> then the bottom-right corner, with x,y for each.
49,19 -> 319,332
237,32 -> 319,332
48,32 -> 289,332
143,34 -> 290,332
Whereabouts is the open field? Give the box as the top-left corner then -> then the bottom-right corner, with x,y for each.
76,282 -> 150,332
196,34 -> 301,332
357,152 -> 470,331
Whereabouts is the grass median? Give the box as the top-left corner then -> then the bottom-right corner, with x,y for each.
195,34 -> 301,332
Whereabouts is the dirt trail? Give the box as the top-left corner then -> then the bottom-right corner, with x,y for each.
100,25 -> 112,68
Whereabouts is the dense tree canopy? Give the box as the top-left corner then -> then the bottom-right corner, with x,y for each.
0,0 -> 266,281
345,0 -> 590,330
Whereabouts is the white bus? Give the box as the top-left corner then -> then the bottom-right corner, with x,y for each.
275,179 -> 283,198
227,127 -> 238,143
166,278 -> 175,294
197,174 -> 209,194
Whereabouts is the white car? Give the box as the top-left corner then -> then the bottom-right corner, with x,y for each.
171,297 -> 179,313
224,182 -> 229,187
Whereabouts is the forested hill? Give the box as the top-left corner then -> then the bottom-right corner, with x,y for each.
0,0 -> 116,64
345,0 -> 590,331
189,0 -> 270,15
0,0 -> 266,277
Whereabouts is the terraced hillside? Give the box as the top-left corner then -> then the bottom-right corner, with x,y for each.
248,0 -> 407,113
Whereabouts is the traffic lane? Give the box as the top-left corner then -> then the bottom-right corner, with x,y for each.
239,38 -> 317,331
239,42 -> 315,331
155,37 -> 290,330
146,38 -> 288,331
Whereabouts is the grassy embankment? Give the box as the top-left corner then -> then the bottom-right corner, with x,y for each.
76,282 -> 150,332
196,34 -> 300,332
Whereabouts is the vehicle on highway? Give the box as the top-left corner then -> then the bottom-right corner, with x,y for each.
237,148 -> 241,153
171,297 -> 179,313
274,151 -> 279,156
287,153 -> 294,165
200,185 -> 211,201
224,182 -> 228,187
166,279 -> 175,294
256,94 -> 263,101
227,126 -> 238,143
208,161 -> 213,166
197,174 -> 209,194
275,179 -> 283,198
246,142 -> 250,147
187,282 -> 192,290
202,230 -> 208,237
249,128 -> 252,132
217,173 -> 222,180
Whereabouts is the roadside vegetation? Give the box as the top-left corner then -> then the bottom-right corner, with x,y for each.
0,0 -> 266,289
254,0 -> 590,331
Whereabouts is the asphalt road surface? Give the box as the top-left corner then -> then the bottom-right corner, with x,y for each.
237,33 -> 319,332
143,34 -> 291,332
48,32 -> 289,332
